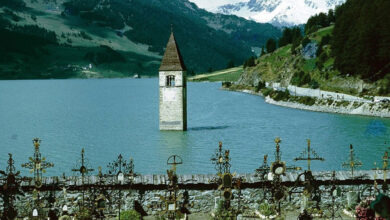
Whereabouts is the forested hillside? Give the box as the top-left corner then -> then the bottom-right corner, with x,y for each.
331,0 -> 390,81
240,0 -> 390,96
0,0 -> 281,79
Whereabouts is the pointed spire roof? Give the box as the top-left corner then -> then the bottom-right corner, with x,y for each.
159,31 -> 186,71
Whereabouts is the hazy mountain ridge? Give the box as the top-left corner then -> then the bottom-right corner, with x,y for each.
216,0 -> 345,27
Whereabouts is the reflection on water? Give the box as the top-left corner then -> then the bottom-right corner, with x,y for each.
189,125 -> 230,131
365,120 -> 387,136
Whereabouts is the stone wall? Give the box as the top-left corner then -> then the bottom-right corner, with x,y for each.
1,171 -> 385,217
8,185 -> 379,217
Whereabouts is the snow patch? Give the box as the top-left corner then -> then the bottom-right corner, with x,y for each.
213,0 -> 345,27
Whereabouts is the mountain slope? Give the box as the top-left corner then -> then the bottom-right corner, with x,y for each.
215,0 -> 345,27
0,0 -> 281,79
237,23 -> 389,97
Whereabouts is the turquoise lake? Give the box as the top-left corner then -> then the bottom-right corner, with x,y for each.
0,78 -> 389,176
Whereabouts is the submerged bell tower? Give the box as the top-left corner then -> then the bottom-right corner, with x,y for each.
159,30 -> 187,131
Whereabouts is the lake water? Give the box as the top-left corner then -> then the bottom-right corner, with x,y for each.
0,78 -> 389,176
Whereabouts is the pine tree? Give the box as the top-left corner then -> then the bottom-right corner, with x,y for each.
260,46 -> 266,57
332,0 -> 390,80
266,39 -> 277,53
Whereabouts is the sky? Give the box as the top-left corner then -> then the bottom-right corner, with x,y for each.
188,0 -> 245,10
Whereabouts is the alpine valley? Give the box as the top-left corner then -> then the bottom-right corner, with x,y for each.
0,0 -> 281,79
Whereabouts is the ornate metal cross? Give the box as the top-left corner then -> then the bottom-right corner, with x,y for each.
327,171 -> 343,220
21,138 -> 54,188
294,139 -> 325,171
373,151 -> 389,192
342,144 -> 362,179
1,153 -> 17,175
272,137 -> 301,175
161,155 -> 183,220
72,148 -> 94,208
269,137 -> 301,215
211,142 -> 231,175
256,155 -> 270,180
167,155 -> 183,173
0,153 -> 23,220
72,148 -> 94,184
107,154 -> 136,178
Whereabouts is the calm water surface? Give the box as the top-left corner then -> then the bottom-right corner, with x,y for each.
0,78 -> 389,176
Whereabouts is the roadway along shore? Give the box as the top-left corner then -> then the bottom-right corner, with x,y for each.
223,84 -> 390,118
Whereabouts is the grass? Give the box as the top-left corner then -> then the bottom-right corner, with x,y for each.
303,58 -> 316,72
263,45 -> 291,64
324,57 -> 334,68
311,25 -> 334,42
189,66 -> 243,82
22,0 -> 159,58
0,0 -> 163,79
239,24 -> 373,97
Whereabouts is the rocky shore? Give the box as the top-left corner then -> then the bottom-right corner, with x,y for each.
265,96 -> 390,118
224,85 -> 390,118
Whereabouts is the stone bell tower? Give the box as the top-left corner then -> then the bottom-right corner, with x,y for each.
159,30 -> 187,131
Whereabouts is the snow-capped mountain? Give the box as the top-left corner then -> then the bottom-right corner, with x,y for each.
214,0 -> 345,27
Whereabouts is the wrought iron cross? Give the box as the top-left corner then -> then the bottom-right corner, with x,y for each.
211,142 -> 231,175
256,155 -> 270,180
342,144 -> 362,179
294,139 -> 325,171
161,155 -> 183,220
0,153 -> 19,176
269,137 -> 301,215
272,137 -> 301,174
107,154 -> 135,177
328,171 -> 342,220
0,153 -> 23,219
274,137 -> 282,162
382,151 -> 388,181
21,138 -> 54,188
373,151 -> 388,192
167,155 -> 183,173
211,142 -> 224,175
72,148 -> 94,184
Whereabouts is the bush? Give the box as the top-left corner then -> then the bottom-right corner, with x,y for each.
299,96 -> 316,106
302,37 -> 311,48
75,208 -> 92,220
378,74 -> 390,95
215,200 -> 236,219
261,88 -> 273,97
309,80 -> 319,89
255,81 -> 266,92
259,202 -> 277,217
80,31 -> 92,40
243,56 -> 256,68
291,71 -> 311,87
120,210 -> 141,220
270,90 -> 290,101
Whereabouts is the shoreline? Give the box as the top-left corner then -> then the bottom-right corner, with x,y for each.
224,87 -> 390,118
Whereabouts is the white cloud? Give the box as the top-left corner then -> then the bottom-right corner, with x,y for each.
188,0 -> 246,10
